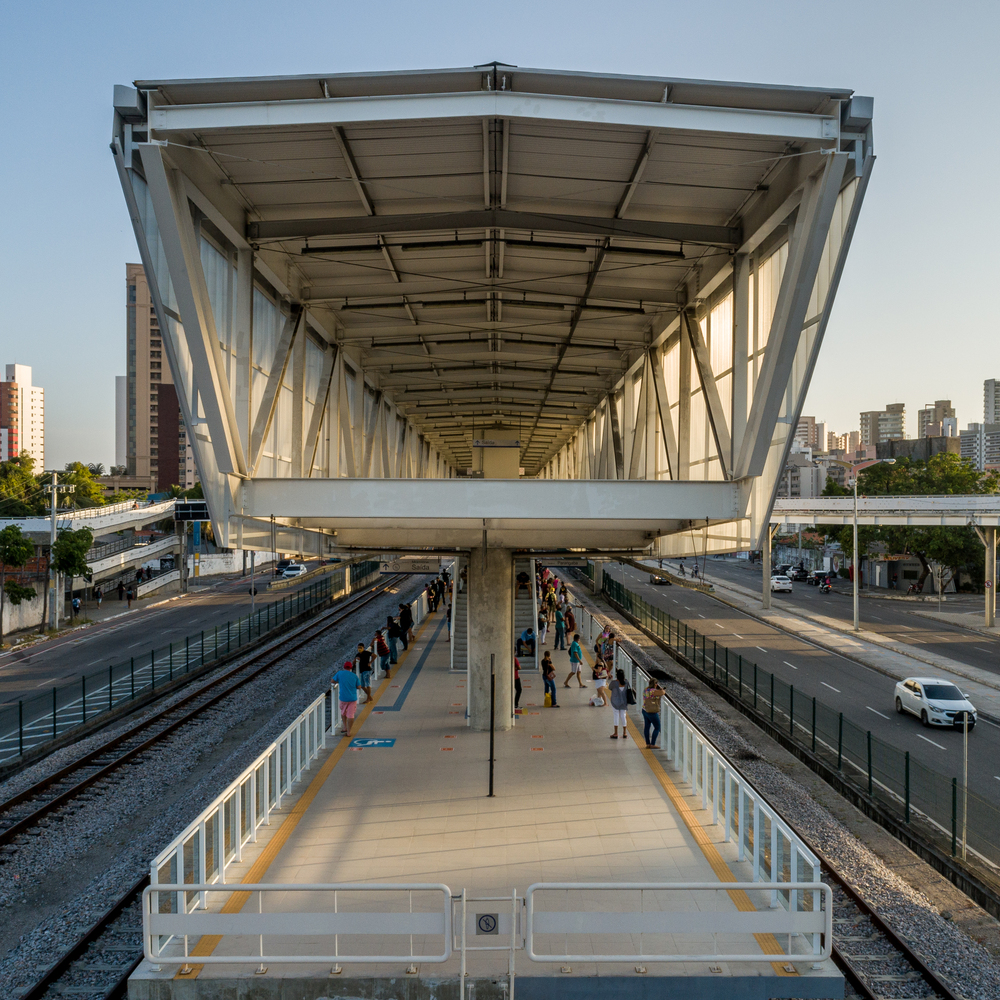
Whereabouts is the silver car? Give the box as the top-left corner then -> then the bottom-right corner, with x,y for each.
894,677 -> 976,729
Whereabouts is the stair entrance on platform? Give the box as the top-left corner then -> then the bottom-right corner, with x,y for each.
513,557 -> 539,672
449,556 -> 468,675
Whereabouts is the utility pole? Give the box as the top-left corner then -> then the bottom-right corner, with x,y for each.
42,472 -> 74,630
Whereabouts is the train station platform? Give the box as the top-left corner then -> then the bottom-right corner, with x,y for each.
130,602 -> 842,1000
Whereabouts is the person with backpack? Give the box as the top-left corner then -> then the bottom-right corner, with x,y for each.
609,668 -> 629,739
386,615 -> 401,664
354,642 -> 373,703
375,629 -> 391,678
541,651 -> 559,707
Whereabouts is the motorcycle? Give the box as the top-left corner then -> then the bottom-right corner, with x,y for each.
819,581 -> 832,594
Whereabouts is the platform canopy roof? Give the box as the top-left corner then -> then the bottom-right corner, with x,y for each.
113,63 -> 872,553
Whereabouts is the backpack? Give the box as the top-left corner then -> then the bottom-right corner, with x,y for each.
626,685 -> 637,706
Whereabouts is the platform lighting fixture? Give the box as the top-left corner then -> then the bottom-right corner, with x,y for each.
825,457 -> 896,630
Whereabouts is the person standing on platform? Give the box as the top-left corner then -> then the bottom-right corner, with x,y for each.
554,606 -> 566,650
642,678 -> 664,749
609,668 -> 629,739
564,633 -> 587,688
387,615 -> 401,663
446,601 -> 452,641
375,629 -> 391,678
354,642 -> 373,703
564,602 -> 576,635
399,602 -> 414,645
541,651 -> 559,707
331,660 -> 359,737
514,656 -> 522,713
537,606 -> 548,646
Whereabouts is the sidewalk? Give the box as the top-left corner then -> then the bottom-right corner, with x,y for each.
646,560 -> 1000,723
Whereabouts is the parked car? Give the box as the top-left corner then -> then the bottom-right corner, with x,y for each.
788,566 -> 809,581
281,563 -> 308,579
894,677 -> 976,729
770,574 -> 793,593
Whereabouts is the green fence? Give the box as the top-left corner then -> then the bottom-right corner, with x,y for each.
0,560 -> 379,763
602,574 -> 999,869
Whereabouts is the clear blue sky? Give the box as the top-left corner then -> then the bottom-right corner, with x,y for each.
1,0 -> 997,468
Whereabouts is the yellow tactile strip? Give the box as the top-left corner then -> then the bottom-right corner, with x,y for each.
588,645 -> 797,975
174,611 -> 438,978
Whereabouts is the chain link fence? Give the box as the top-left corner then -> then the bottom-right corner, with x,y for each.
601,575 -> 999,872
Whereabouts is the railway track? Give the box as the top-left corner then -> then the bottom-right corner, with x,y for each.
821,857 -> 965,1000
9,574 -> 409,1000
0,576 -> 404,850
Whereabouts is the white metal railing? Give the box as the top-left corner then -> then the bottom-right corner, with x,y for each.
525,882 -> 832,963
143,883 -> 452,967
330,586 -> 430,731
150,692 -> 327,896
573,597 -> 823,915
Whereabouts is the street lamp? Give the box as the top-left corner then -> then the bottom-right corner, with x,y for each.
826,457 -> 896,631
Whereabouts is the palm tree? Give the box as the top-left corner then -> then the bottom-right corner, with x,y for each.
88,463 -> 106,476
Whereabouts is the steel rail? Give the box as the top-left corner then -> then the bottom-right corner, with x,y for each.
0,576 -> 404,846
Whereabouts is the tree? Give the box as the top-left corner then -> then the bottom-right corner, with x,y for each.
88,462 -> 106,476
0,452 -> 43,517
51,527 -> 94,579
0,524 -> 36,644
822,455 -> 1000,591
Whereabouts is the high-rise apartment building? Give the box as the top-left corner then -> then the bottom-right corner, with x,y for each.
860,403 -> 905,446
122,263 -> 197,492
826,430 -> 860,453
0,364 -> 44,467
917,400 -> 956,438
793,415 -> 817,448
985,379 -> 1000,424
960,423 -> 1000,471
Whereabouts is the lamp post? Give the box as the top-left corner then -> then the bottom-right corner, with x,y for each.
826,458 -> 896,631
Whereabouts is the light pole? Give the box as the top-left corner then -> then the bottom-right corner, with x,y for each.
826,458 -> 895,631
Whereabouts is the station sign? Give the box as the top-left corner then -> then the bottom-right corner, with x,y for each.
174,500 -> 210,521
473,439 -> 520,448
380,556 -> 440,574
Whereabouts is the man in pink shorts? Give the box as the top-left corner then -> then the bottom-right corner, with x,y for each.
331,660 -> 360,737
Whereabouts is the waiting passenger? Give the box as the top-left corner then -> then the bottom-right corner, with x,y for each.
609,668 -> 629,739
354,642 -> 373,703
331,660 -> 359,737
541,651 -> 559,708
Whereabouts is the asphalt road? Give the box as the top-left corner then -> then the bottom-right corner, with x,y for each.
0,565 -> 342,705
599,562 -> 1000,808
693,557 -> 1000,678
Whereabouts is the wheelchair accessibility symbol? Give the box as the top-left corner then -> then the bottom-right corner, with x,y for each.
348,738 -> 396,748
476,913 -> 498,935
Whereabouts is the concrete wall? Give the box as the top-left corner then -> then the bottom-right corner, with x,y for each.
187,549 -> 278,578
1,584 -> 44,635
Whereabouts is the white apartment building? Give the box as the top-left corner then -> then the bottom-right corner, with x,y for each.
3,364 -> 44,468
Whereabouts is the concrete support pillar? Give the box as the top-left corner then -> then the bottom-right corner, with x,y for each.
762,523 -> 772,609
986,527 -> 996,628
592,560 -> 603,594
468,547 -> 513,732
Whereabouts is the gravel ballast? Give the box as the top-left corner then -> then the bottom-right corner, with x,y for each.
0,577 -> 425,998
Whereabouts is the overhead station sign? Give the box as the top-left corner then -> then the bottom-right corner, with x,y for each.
380,556 -> 441,574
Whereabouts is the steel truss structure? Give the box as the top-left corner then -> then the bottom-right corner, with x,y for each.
112,65 -> 873,553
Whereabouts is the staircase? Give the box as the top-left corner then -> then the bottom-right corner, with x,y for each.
449,560 -> 469,673
513,557 -> 539,672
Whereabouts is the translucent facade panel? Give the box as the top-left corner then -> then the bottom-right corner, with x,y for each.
131,174 -> 178,316
689,389 -> 707,474
710,295 -> 733,374
200,238 -> 233,355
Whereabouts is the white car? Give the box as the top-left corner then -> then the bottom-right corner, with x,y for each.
770,574 -> 793,593
894,677 -> 976,729
281,563 -> 308,579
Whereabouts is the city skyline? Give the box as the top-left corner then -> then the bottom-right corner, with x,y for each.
0,2 -> 997,468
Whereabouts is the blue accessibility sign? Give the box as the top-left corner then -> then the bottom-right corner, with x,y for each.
349,738 -> 396,748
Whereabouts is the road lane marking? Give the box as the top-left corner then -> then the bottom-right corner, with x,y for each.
783,661 -> 799,670
866,706 -> 890,720
698,614 -> 706,619
756,646 -> 768,653
917,734 -> 947,750
732,633 -> 744,639
821,682 -> 841,693
714,623 -> 725,628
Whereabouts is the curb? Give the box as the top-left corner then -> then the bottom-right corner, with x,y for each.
701,580 -> 1000,725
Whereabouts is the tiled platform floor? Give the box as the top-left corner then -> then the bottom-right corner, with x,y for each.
130,607 -> 842,999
